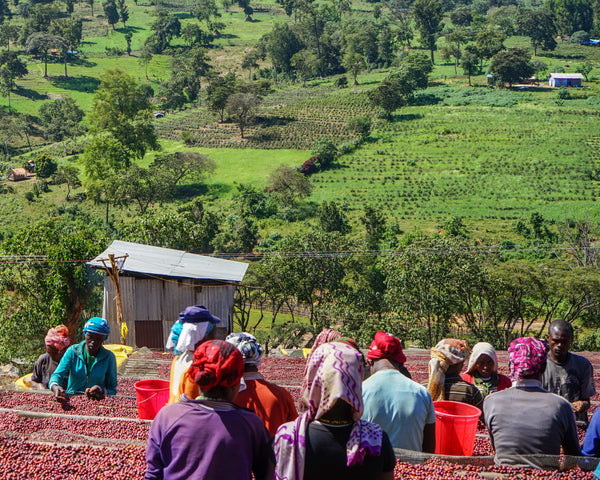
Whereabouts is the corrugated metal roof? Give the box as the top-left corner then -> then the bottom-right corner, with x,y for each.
88,240 -> 248,282
549,73 -> 584,79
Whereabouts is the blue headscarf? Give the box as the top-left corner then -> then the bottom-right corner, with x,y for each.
83,317 -> 110,340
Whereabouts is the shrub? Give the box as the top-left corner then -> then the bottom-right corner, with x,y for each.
300,157 -> 318,175
24,191 -> 34,202
181,131 -> 193,144
34,154 -> 57,179
569,31 -> 590,44
334,76 -> 348,88
557,88 -> 571,100
311,138 -> 338,171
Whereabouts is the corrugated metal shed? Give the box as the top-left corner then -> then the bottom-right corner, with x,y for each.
88,240 -> 248,282
87,241 -> 248,349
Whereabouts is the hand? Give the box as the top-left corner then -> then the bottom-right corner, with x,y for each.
85,385 -> 105,401
572,400 -> 587,413
51,385 -> 67,402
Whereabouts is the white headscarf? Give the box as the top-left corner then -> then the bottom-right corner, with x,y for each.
466,342 -> 498,375
176,322 -> 211,353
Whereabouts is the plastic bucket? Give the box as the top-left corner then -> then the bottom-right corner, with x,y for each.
433,400 -> 481,456
134,379 -> 170,420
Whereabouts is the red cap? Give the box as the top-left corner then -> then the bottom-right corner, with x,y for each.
367,331 -> 406,364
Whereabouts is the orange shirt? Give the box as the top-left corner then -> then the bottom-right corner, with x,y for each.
234,373 -> 298,436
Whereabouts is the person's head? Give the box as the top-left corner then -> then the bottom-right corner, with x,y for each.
367,331 -> 406,372
188,340 -> 244,401
508,337 -> 548,382
302,341 -> 365,422
466,342 -> 498,378
309,328 -> 342,358
547,320 -> 573,363
83,317 -> 110,357
225,332 -> 263,372
427,338 -> 470,401
45,325 -> 70,362
175,305 -> 221,353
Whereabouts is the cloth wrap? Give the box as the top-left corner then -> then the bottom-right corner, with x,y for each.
427,338 -> 470,401
226,332 -> 264,367
367,331 -> 406,364
188,340 -> 244,392
466,342 -> 498,375
508,337 -> 548,382
45,325 -> 70,351
273,342 -> 382,480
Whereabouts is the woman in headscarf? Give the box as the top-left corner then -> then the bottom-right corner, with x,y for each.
426,338 -> 483,412
167,305 -> 220,404
461,342 -> 511,399
145,340 -> 275,480
274,342 -> 395,480
227,332 -> 298,435
30,325 -> 70,390
49,317 -> 117,401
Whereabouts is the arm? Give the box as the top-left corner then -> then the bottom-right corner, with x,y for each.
49,349 -> 73,399
422,422 -> 436,453
30,356 -> 46,389
582,410 -> 600,457
104,351 -> 118,396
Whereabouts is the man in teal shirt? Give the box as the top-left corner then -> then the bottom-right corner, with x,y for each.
49,317 -> 117,400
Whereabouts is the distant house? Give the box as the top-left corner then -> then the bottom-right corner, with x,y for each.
549,73 -> 584,87
7,168 -> 29,181
87,240 -> 248,349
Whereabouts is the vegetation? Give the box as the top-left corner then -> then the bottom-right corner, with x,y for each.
1,0 -> 600,359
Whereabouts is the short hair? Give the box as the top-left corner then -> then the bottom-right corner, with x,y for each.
548,319 -> 573,338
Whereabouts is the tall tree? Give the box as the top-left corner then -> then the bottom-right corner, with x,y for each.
116,0 -> 129,28
265,164 -> 313,208
206,72 -> 237,122
0,0 -> 11,24
0,50 -> 27,112
103,0 -> 119,31
412,0 -> 443,64
342,50 -> 366,85
88,68 -> 158,158
259,23 -> 303,83
544,0 -> 593,36
226,92 -> 260,138
52,165 -> 81,200
39,97 -> 84,151
25,32 -> 64,78
516,8 -> 557,55
489,47 -> 534,86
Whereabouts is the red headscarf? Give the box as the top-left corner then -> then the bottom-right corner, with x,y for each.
45,325 -> 70,351
367,331 -> 406,364
188,340 -> 244,392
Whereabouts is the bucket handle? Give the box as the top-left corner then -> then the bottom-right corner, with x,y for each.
138,391 -> 159,404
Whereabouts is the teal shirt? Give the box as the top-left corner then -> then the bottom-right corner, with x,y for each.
49,341 -> 118,396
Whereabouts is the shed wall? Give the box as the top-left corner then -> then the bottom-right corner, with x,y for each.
102,277 -> 236,348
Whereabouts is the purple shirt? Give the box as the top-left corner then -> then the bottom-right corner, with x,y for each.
145,397 -> 273,480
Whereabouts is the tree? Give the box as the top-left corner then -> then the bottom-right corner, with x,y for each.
148,10 -> 181,53
212,215 -> 259,253
87,0 -> 95,16
206,72 -> 237,122
317,201 -> 351,234
193,0 -> 221,29
39,97 -> 84,143
138,44 -> 153,80
237,0 -> 254,21
516,8 -> 557,55
342,50 -> 366,85
346,115 -> 372,140
290,49 -> 318,86
266,164 -> 313,208
489,47 -> 534,86
25,32 -> 64,78
226,92 -> 260,138
124,31 -> 132,55
360,205 -> 387,250
242,48 -> 262,80
102,0 -> 119,31
450,6 -> 472,26
0,50 -> 27,112
475,27 -> 506,68
0,23 -> 19,51
577,61 -> 594,81
0,220 -> 105,361
461,48 -> 479,86
368,77 -> 405,119
89,68 -> 158,158
150,151 -> 217,190
443,28 -> 466,75
116,0 -> 129,28
35,153 -> 57,178
0,0 -> 11,24
259,23 -> 303,83
544,0 -> 593,36
52,165 -> 81,200
412,0 -> 443,64
311,138 -> 337,171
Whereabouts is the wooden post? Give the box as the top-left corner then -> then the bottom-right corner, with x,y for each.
100,254 -> 128,345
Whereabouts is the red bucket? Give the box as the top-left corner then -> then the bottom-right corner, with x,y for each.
433,400 -> 481,456
134,379 -> 170,420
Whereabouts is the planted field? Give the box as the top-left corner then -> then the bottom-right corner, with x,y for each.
0,349 -> 598,478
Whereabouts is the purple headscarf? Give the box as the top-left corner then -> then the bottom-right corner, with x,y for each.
273,342 -> 382,480
508,337 -> 548,382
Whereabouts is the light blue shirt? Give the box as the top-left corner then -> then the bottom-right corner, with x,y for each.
362,368 -> 436,451
49,341 -> 117,395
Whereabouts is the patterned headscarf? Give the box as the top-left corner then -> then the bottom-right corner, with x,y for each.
309,328 -> 342,357
187,340 -> 244,392
508,337 -> 548,382
83,317 -> 110,340
226,332 -> 264,367
427,338 -> 470,401
45,325 -> 70,351
466,342 -> 498,375
274,342 -> 382,480
367,331 -> 407,364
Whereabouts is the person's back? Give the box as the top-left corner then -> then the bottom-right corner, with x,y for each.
484,383 -> 579,468
363,368 -> 435,451
235,374 -> 298,436
443,371 -> 484,411
146,399 -> 272,480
